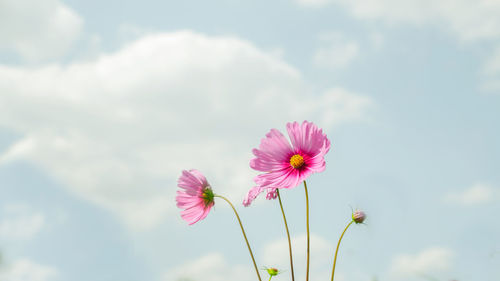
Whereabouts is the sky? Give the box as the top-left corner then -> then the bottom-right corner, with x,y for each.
0,0 -> 499,281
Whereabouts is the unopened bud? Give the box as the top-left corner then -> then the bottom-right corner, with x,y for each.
352,210 -> 366,224
266,267 -> 279,276
266,188 -> 277,200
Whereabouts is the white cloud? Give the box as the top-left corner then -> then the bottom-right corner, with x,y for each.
298,0 -> 500,92
0,258 -> 58,281
0,31 -> 374,231
0,204 -> 45,240
262,233 -> 333,281
297,0 -> 500,42
390,247 -> 454,277
163,253 -> 254,281
445,183 -> 498,205
313,32 -> 360,69
292,87 -> 374,127
0,0 -> 83,61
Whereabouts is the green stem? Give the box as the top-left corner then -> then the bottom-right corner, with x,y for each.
330,221 -> 353,281
304,181 -> 310,281
215,195 -> 262,281
276,189 -> 295,281
268,276 -> 272,281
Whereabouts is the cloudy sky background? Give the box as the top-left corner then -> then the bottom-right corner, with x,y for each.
0,0 -> 499,280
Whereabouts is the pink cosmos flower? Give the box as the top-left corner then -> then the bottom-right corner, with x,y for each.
176,169 -> 215,225
244,121 -> 330,206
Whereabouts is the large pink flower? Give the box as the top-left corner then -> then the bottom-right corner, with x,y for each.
176,169 -> 215,225
244,121 -> 330,206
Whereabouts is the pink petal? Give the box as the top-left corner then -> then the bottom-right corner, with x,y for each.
176,194 -> 202,209
181,203 -> 205,224
189,205 -> 212,225
250,129 -> 294,172
243,186 -> 265,207
188,169 -> 209,186
197,205 -> 212,222
254,167 -> 301,190
178,169 -> 208,193
250,148 -> 290,172
305,153 -> 327,173
286,121 -> 330,156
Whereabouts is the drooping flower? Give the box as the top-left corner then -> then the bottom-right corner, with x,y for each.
244,121 -> 330,206
176,169 -> 215,225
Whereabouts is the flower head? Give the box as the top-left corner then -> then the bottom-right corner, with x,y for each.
176,169 -> 214,225
245,121 -> 330,206
266,267 -> 280,276
352,210 -> 366,224
262,267 -> 282,278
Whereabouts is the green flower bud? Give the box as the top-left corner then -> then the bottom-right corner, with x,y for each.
266,267 -> 279,276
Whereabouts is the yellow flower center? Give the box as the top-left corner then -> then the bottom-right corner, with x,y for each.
289,154 -> 304,169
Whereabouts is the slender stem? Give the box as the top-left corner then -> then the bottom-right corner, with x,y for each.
215,195 -> 262,281
330,221 -> 353,281
304,180 -> 310,281
276,189 -> 295,281
268,276 -> 272,281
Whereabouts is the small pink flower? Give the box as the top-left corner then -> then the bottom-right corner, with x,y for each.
352,210 -> 366,224
243,187 -> 277,206
244,121 -> 330,206
176,169 -> 215,225
266,188 -> 278,200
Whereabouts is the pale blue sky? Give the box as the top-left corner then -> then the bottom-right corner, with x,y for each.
0,1 -> 499,281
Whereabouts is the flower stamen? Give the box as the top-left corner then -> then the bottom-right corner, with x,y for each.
289,154 -> 304,169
